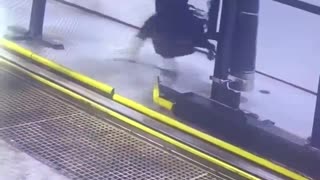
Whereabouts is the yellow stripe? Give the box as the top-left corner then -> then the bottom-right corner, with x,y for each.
0,38 -> 114,95
152,83 -> 174,110
0,39 -> 33,57
0,59 -> 261,180
114,91 -> 308,180
0,38 -> 309,180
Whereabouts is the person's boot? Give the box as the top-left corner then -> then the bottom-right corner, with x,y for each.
115,36 -> 145,61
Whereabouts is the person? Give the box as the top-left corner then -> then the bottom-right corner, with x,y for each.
119,0 -> 215,70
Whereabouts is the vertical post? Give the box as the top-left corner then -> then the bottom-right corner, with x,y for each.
229,0 -> 259,91
210,0 -> 238,99
207,0 -> 221,40
5,0 -> 64,49
212,0 -> 238,80
29,0 -> 47,37
311,77 -> 320,149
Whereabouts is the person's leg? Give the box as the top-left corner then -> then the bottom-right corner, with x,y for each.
159,57 -> 177,71
137,15 -> 156,40
196,38 -> 216,60
159,57 -> 178,86
118,15 -> 156,60
184,10 -> 217,60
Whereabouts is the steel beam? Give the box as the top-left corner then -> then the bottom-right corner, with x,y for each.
274,0 -> 320,16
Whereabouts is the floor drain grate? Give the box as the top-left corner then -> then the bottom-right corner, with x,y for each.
0,67 -> 234,179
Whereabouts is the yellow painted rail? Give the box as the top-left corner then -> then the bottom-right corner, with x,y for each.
1,59 -> 261,180
0,38 -> 309,180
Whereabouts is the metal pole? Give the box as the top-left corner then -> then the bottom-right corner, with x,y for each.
212,0 -> 238,80
28,0 -> 47,37
229,0 -> 259,91
210,0 -> 238,100
5,0 -> 63,49
207,0 -> 221,40
311,77 -> 320,149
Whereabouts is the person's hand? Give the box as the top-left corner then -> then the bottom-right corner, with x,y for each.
207,44 -> 216,60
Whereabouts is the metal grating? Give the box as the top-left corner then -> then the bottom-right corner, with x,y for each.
0,69 -> 79,129
0,114 -> 228,180
0,67 -> 235,180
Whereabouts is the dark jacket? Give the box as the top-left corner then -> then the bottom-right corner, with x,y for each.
138,0 -> 208,58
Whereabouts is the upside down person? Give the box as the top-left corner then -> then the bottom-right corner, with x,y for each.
118,0 -> 216,70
